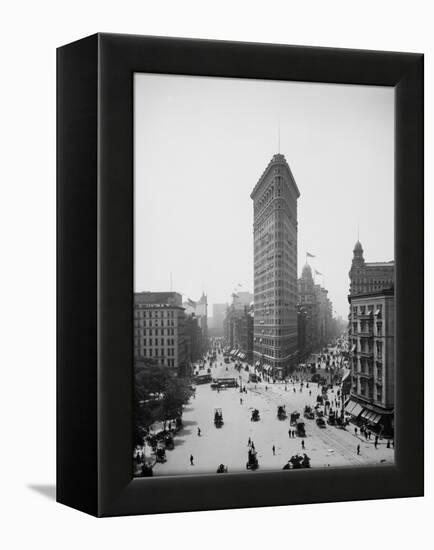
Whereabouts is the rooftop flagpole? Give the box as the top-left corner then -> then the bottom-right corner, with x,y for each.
278,120 -> 280,154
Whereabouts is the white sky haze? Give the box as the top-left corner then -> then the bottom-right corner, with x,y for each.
134,74 -> 394,318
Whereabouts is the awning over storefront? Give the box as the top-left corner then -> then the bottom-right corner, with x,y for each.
344,400 -> 363,417
344,401 -> 356,414
361,409 -> 382,424
352,403 -> 363,416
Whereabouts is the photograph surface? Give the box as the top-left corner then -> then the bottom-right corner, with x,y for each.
133,74 -> 395,477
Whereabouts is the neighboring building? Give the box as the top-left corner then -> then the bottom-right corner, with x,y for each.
210,303 -> 227,337
134,292 -> 187,371
184,314 -> 203,366
314,284 -> 333,346
224,303 -> 254,363
297,263 -> 319,359
347,241 -> 395,436
232,292 -> 253,310
297,305 -> 308,361
183,293 -> 209,352
349,240 -> 394,296
297,263 -> 335,360
251,153 -> 300,378
346,288 -> 395,436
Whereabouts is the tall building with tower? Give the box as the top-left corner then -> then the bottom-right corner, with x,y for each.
347,241 -> 395,436
251,153 -> 300,378
349,240 -> 394,296
297,262 -> 335,360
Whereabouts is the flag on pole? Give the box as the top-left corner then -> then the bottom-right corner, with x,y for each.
306,252 -> 315,258
315,269 -> 323,276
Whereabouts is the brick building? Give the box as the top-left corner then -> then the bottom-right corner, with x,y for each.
134,292 -> 187,371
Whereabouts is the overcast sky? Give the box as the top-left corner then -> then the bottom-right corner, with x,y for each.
134,73 -> 394,318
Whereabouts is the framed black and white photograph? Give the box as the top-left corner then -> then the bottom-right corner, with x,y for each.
133,73 -> 395,476
57,33 -> 424,517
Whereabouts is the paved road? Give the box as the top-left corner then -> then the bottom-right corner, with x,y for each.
152,352 -> 394,476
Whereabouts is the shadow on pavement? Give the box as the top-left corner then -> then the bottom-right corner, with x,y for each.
181,419 -> 198,427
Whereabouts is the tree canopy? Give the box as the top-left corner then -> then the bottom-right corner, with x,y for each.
134,359 -> 193,447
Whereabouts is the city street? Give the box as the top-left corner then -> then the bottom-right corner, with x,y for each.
152,353 -> 394,476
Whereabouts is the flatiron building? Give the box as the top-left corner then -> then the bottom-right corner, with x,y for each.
251,153 -> 300,378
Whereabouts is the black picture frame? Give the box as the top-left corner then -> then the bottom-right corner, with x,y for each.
57,33 -> 424,517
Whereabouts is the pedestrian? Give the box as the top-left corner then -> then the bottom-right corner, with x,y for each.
309,390 -> 312,396
354,427 -> 358,436
240,397 -> 243,405
288,429 -> 291,438
387,440 -> 390,449
301,440 -> 305,450
356,444 -> 360,455
293,430 -> 296,438
190,454 -> 194,465
374,435 -> 378,449
197,427 -> 201,436
272,445 -> 275,455
248,437 -> 251,446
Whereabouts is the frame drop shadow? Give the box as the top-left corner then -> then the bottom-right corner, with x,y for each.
27,484 -> 56,501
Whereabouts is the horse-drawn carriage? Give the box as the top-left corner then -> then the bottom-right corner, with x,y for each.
327,411 -> 337,425
251,409 -> 260,422
164,433 -> 174,450
296,421 -> 306,437
214,408 -> 224,427
155,446 -> 167,463
246,449 -> 259,470
282,453 -> 311,470
277,405 -> 287,420
303,405 -> 315,419
290,411 -> 300,426
316,417 -> 326,428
